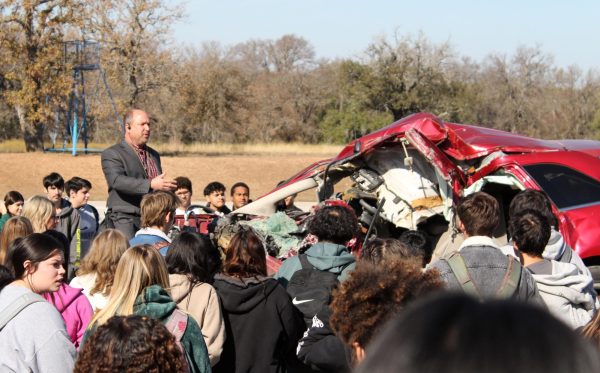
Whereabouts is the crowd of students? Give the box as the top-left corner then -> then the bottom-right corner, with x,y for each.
2,171 -> 600,372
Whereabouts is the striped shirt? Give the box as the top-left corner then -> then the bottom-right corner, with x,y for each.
130,143 -> 160,179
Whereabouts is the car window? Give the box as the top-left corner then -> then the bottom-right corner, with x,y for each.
524,164 -> 600,210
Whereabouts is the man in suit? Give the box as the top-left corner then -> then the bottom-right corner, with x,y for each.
101,108 -> 177,239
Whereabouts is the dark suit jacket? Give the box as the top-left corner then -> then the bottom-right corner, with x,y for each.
101,140 -> 162,216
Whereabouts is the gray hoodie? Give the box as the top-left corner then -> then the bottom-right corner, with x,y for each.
0,285 -> 76,372
529,260 -> 598,329
56,198 -> 81,278
501,228 -> 593,279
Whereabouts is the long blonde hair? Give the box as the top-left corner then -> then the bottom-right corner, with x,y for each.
90,245 -> 171,326
76,229 -> 128,296
22,195 -> 54,233
0,216 -> 33,264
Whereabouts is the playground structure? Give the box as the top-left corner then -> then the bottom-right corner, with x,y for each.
46,41 -> 122,155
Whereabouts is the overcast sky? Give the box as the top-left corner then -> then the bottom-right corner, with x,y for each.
171,0 -> 599,70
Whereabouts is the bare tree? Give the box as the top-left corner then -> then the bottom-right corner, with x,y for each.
0,0 -> 80,151
267,34 -> 315,73
82,0 -> 182,108
364,32 -> 459,120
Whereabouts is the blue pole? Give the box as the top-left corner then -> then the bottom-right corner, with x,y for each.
72,108 -> 78,156
80,68 -> 88,153
72,82 -> 79,156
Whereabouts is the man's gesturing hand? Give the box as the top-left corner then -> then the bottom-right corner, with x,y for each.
151,173 -> 177,191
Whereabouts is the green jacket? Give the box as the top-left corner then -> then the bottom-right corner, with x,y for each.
134,285 -> 212,373
274,242 -> 356,287
0,213 -> 10,232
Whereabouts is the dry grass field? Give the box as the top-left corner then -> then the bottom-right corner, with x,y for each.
0,149 -> 339,207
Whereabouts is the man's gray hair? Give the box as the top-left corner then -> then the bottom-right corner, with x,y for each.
123,108 -> 143,126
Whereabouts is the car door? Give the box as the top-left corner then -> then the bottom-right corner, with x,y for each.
489,152 -> 600,262
520,161 -> 600,261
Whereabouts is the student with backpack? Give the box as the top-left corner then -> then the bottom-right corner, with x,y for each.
83,244 -> 211,373
43,173 -> 80,278
430,192 -> 544,304
501,189 -> 593,279
510,210 -> 597,328
213,228 -> 305,373
275,205 -> 359,326
66,177 -> 100,261
167,232 -> 225,366
0,234 -> 76,372
297,238 -> 435,372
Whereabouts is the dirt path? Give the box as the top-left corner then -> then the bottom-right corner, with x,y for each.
0,152 -> 331,203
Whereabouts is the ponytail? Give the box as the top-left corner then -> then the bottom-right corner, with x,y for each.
0,264 -> 14,292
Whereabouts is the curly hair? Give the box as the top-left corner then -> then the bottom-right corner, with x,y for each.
308,205 -> 359,244
330,258 -> 443,349
74,315 -> 184,373
357,294 -> 600,373
203,181 -> 226,196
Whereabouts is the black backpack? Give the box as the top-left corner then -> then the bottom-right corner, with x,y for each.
287,254 -> 340,327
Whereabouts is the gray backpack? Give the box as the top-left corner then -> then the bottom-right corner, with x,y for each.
445,252 -> 522,300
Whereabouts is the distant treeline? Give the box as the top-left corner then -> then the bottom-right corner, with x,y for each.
1,1 -> 599,151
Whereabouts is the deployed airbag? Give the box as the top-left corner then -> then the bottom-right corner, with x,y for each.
364,148 -> 445,229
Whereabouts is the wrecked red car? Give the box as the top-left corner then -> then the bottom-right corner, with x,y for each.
235,112 -> 600,287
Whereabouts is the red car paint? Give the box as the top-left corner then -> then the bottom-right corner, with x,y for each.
262,113 -> 600,267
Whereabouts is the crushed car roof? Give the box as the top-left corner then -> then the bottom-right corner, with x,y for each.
334,112 -> 600,161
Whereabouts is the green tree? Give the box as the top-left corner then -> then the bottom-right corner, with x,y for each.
318,60 -> 392,142
320,104 -> 392,143
364,32 -> 459,120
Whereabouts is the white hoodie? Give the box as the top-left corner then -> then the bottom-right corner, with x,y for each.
530,260 -> 598,329
501,228 -> 593,279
